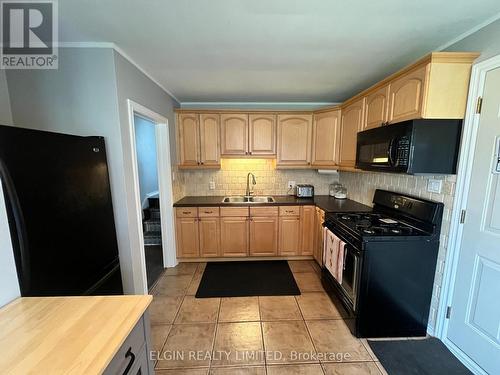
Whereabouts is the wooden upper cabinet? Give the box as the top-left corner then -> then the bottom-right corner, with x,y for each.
220,114 -> 248,156
199,114 -> 220,167
276,114 -> 312,167
249,216 -> 278,256
249,114 -> 276,156
311,110 -> 341,167
178,113 -> 200,167
339,98 -> 365,167
388,65 -> 428,124
364,85 -> 390,130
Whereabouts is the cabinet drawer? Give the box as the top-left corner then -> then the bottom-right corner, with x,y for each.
220,207 -> 249,217
104,317 -> 146,375
198,207 -> 220,217
176,207 -> 198,217
250,206 -> 279,217
279,206 -> 300,216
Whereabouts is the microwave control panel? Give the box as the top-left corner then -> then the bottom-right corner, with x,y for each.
395,136 -> 410,167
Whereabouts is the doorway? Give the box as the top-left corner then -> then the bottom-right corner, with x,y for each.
133,114 -> 163,289
438,56 -> 500,375
127,100 -> 177,295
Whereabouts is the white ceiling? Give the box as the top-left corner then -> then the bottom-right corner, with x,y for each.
58,0 -> 500,103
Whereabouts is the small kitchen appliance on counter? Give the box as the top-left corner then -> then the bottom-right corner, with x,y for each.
329,183 -> 347,199
322,189 -> 443,338
295,184 -> 314,198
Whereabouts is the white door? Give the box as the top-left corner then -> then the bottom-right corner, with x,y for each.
447,67 -> 500,374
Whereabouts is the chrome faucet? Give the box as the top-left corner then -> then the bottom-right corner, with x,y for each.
246,172 -> 256,197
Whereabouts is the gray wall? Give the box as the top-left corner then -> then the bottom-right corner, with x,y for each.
0,70 -> 13,126
3,47 -> 179,295
445,18 -> 500,62
113,51 -> 179,291
0,70 -> 20,306
134,115 -> 158,206
4,48 -> 138,292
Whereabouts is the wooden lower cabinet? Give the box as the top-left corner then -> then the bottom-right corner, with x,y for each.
176,204 -> 321,259
199,217 -> 220,257
249,217 -> 278,256
313,207 -> 325,265
278,216 -> 301,256
176,217 -> 200,258
220,217 -> 249,257
300,206 -> 315,256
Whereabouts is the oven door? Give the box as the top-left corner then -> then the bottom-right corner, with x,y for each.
340,244 -> 360,311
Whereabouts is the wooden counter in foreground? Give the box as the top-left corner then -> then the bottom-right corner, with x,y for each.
0,295 -> 153,375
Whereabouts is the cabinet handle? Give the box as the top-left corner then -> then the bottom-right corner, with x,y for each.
122,347 -> 136,375
200,161 -> 204,165
203,211 -> 212,214
249,151 -> 252,155
182,211 -> 191,215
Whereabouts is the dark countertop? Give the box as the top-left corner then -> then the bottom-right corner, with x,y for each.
173,195 -> 372,213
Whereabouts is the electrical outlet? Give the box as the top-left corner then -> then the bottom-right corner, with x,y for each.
209,181 -> 215,190
427,179 -> 443,194
287,181 -> 296,189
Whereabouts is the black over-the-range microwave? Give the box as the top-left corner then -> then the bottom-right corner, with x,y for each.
355,119 -> 462,174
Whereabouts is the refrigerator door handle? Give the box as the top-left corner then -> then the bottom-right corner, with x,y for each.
0,158 -> 31,294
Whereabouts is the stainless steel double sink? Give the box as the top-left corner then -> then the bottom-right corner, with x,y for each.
222,196 -> 275,204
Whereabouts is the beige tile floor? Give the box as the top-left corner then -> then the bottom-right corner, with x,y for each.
150,260 -> 388,375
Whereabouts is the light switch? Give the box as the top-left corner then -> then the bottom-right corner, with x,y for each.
209,181 -> 215,190
427,179 -> 443,194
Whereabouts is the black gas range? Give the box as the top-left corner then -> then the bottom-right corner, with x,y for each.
322,189 -> 443,338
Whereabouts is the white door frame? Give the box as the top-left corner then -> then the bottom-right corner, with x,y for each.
435,54 -> 500,375
127,99 -> 177,294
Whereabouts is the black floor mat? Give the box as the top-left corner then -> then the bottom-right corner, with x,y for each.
195,260 -> 300,298
368,338 -> 472,375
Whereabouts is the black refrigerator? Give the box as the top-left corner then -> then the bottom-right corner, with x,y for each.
0,125 -> 123,296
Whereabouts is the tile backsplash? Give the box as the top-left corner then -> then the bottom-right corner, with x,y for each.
339,171 -> 457,331
177,159 -> 339,197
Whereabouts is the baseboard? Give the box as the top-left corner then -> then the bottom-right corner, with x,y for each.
177,256 -> 315,262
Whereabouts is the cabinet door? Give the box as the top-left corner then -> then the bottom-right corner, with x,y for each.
364,85 -> 389,130
300,206 -> 315,256
313,208 -> 325,265
311,110 -> 341,167
178,113 -> 200,167
199,114 -> 220,167
388,65 -> 428,123
249,114 -> 276,156
175,217 -> 199,258
278,216 -> 301,256
220,217 -> 249,257
249,217 -> 278,256
277,114 -> 312,167
199,217 -> 220,257
339,99 -> 365,167
220,114 -> 248,156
